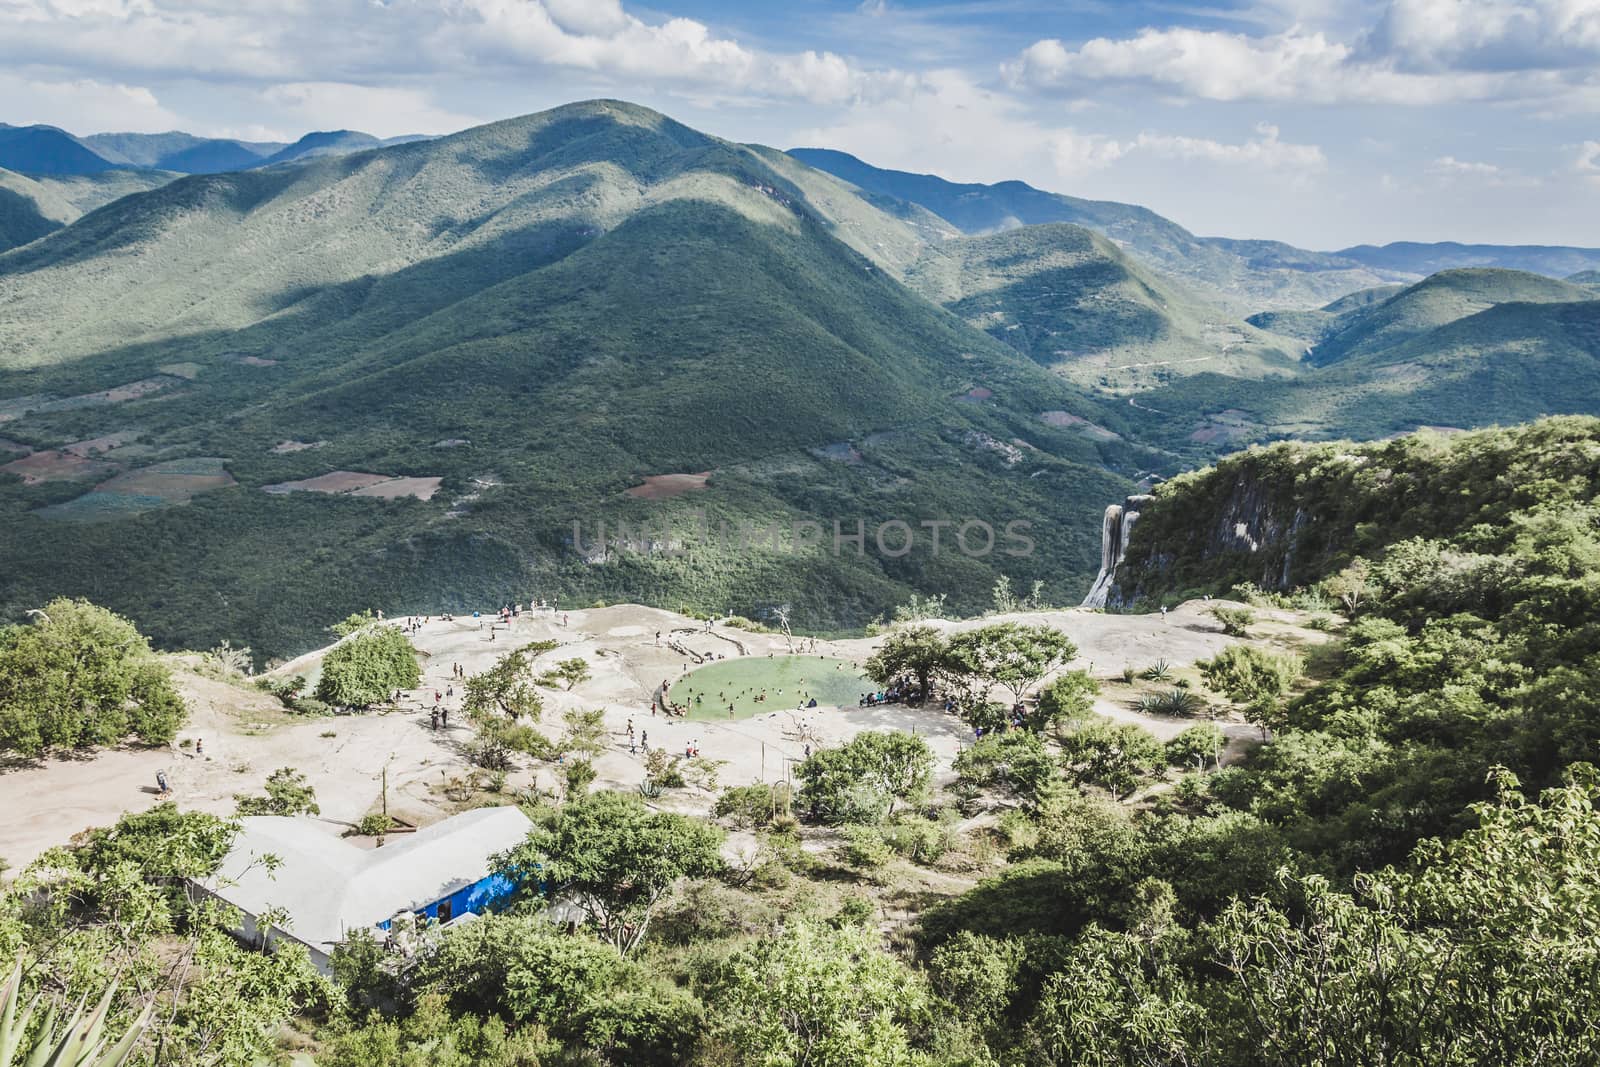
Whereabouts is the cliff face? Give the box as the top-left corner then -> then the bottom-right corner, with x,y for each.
1087,418 -> 1600,609
1099,446 -> 1339,607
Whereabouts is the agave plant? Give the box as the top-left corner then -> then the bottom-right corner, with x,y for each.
1137,689 -> 1206,717
0,959 -> 152,1067
638,778 -> 664,800
1140,659 -> 1174,682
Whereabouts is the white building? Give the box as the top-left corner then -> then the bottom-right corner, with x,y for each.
190,806 -> 533,972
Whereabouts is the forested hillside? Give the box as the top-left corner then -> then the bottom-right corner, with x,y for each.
0,101 -> 1149,658
6,417 -> 1598,1065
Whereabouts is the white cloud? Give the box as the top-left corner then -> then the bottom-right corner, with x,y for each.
1366,0 -> 1600,72
1132,123 -> 1327,171
1004,26 -> 1511,104
1004,1 -> 1600,106
0,71 -> 183,131
1575,140 -> 1600,185
0,0 -> 895,112
1430,154 -> 1501,175
798,71 -> 1324,184
434,0 -> 878,106
260,83 -> 482,137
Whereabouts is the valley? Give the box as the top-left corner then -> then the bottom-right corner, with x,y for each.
2,101 -> 1599,662
9,0 -> 1600,1050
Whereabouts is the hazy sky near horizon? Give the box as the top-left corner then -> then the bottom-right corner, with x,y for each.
3,0 -> 1598,248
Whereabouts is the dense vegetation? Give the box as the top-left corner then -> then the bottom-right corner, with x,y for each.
0,100 -> 1150,661
6,415 -> 1600,1062
0,597 -> 184,755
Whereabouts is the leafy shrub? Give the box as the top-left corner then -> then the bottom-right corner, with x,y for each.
352,812 -> 394,836
714,783 -> 790,828
881,812 -> 959,865
1036,670 -> 1098,730
315,625 -> 420,708
841,825 -> 894,871
796,732 -> 933,826
1212,606 -> 1257,637
235,767 -> 320,816
0,597 -> 186,755
1165,723 -> 1226,767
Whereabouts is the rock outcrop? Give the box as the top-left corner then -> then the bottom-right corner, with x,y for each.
1081,494 -> 1153,607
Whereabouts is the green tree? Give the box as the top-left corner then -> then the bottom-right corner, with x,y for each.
0,598 -> 186,756
953,731 -> 1057,807
1036,670 -> 1099,731
796,732 -> 935,825
1058,720 -> 1165,798
864,625 -> 950,699
325,993 -> 552,1067
540,658 -> 592,691
496,791 -> 724,954
328,609 -> 377,638
234,767 -> 320,816
315,625 -> 420,708
1210,605 -> 1256,637
945,623 -> 1076,705
556,707 -> 609,761
1165,723 -> 1226,770
74,804 -> 237,885
1199,644 -> 1303,738
462,645 -> 548,722
703,919 -> 930,1067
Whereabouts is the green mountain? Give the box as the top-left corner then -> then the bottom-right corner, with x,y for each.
83,131 -> 284,174
0,167 -> 75,250
257,130 -> 431,167
1336,240 -> 1600,278
1126,271 -> 1600,452
0,167 -> 181,252
1568,269 -> 1600,291
0,123 -> 119,176
905,222 -> 1301,391
1305,268 -> 1594,366
1245,284 -> 1406,344
788,147 -> 1404,312
0,100 -> 1149,658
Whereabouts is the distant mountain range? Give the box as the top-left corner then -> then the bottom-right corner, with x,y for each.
789,148 -> 1600,313
0,122 -> 430,177
1133,267 -> 1600,451
0,101 -> 1144,657
1,100 -> 1599,657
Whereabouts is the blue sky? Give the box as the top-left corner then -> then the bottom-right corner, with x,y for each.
2,0 -> 1597,248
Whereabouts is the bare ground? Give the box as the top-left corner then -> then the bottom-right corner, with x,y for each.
0,600 -> 1324,868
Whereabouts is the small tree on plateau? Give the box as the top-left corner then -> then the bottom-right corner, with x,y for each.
314,624 -> 420,707
795,731 -> 935,825
946,623 -> 1077,705
540,657 -> 592,692
0,597 -> 186,756
865,624 -> 951,699
495,790 -> 724,954
463,645 -> 548,722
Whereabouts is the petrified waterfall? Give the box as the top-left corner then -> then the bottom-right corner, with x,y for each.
1081,495 -> 1152,608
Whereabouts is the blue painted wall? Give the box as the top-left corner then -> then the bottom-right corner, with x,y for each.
378,872 -> 517,929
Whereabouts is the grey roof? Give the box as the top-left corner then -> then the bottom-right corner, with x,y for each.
197,806 -> 533,951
